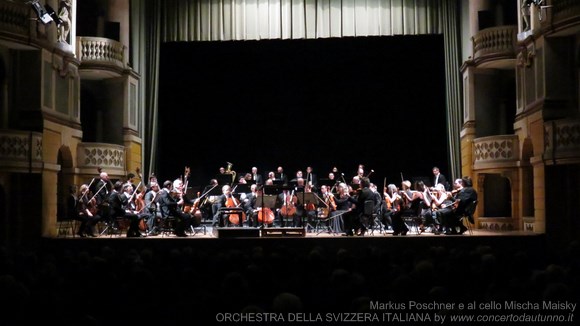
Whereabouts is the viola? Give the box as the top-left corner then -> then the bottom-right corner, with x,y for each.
87,196 -> 98,215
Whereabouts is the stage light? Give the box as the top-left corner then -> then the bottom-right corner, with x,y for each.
28,0 -> 62,25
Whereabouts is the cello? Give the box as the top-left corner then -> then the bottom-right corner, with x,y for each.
255,187 -> 274,225
226,192 -> 246,225
279,190 -> 297,217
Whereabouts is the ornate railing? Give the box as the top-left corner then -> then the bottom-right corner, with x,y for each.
544,118 -> 580,162
77,142 -> 125,172
472,26 -> 517,60
0,129 -> 43,171
76,36 -> 126,68
473,135 -> 520,166
0,0 -> 31,40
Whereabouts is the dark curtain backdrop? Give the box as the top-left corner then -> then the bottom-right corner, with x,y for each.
158,35 -> 448,188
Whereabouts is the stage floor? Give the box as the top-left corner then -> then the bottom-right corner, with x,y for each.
59,223 -> 539,239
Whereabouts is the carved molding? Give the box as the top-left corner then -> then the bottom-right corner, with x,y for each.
473,135 -> 520,164
77,142 -> 125,171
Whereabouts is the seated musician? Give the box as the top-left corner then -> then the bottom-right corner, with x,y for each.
319,184 -> 337,218
108,181 -> 144,237
158,181 -> 190,237
213,185 -> 245,227
399,180 -> 431,232
75,184 -> 101,237
276,188 -> 300,227
173,178 -> 201,228
384,184 -> 408,236
143,181 -> 161,235
242,184 -> 259,227
436,177 -> 477,235
301,182 -> 318,228
428,183 -> 450,234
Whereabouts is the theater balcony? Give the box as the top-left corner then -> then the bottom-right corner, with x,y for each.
471,25 -> 518,69
0,129 -> 43,173
543,0 -> 580,37
0,0 -> 39,50
76,142 -> 125,177
544,118 -> 580,165
473,134 -> 520,170
75,36 -> 128,80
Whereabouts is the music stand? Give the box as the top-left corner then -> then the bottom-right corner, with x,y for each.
216,173 -> 233,185
186,185 -> 201,198
261,184 -> 291,227
233,184 -> 251,194
318,178 -> 332,187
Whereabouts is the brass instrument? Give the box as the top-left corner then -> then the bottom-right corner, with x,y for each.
225,161 -> 236,185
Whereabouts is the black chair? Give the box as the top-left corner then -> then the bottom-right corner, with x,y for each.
363,200 -> 384,235
57,217 -> 78,237
400,199 -> 423,235
157,208 -> 176,237
459,200 -> 478,235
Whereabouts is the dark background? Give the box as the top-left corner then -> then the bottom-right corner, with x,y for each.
158,34 -> 448,189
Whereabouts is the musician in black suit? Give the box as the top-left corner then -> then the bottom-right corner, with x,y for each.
438,177 -> 478,235
305,166 -> 318,191
91,171 -> 113,220
276,166 -> 288,185
432,166 -> 450,191
158,182 -> 190,237
242,184 -> 259,227
108,181 -> 143,237
251,167 -> 263,185
344,177 -> 376,236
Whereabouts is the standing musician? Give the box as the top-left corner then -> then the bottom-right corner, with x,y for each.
343,177 -> 375,236
251,166 -> 263,185
276,166 -> 288,185
331,182 -> 352,233
76,184 -> 101,237
305,166 -> 318,191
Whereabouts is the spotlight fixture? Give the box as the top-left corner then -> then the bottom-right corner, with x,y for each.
28,0 -> 62,25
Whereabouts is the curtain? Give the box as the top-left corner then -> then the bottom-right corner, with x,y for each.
138,0 -> 462,179
160,0 -> 445,42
